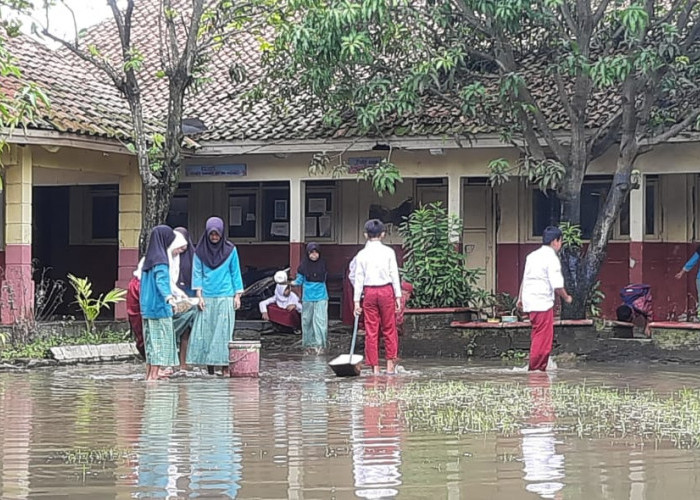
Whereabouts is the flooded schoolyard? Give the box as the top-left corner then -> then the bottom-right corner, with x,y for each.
2,357 -> 700,499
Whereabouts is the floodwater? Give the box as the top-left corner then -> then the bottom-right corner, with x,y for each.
2,358 -> 700,499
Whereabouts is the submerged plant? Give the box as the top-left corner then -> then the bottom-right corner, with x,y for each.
345,380 -> 700,449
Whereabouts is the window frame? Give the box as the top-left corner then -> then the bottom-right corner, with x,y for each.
225,183 -> 293,244
305,184 -> 338,243
528,177 -> 631,242
644,176 -> 661,239
69,185 -> 119,246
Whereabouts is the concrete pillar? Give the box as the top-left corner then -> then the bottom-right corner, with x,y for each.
628,179 -> 644,284
114,171 -> 142,319
1,146 -> 33,324
447,172 -> 462,243
289,179 -> 304,273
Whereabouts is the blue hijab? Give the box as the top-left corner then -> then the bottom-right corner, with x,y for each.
142,225 -> 175,272
195,217 -> 234,269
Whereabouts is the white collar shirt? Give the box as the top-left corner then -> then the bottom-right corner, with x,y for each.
521,245 -> 565,312
352,240 -> 402,302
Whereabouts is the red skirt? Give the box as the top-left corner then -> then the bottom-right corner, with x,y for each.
126,277 -> 145,358
267,303 -> 301,330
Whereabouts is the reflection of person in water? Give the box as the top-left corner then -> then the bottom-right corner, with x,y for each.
136,384 -> 179,498
352,377 -> 403,499
187,380 -> 242,498
521,372 -> 565,499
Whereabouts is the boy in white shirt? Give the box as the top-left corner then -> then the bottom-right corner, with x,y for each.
353,219 -> 402,374
518,226 -> 573,371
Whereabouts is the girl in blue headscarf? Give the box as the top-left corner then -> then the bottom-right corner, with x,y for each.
291,242 -> 329,353
187,217 -> 244,376
140,225 -> 179,381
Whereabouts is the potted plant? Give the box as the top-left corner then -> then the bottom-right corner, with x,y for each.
496,292 -> 519,323
472,289 -> 498,322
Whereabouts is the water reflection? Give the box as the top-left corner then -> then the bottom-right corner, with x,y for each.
353,377 -> 403,499
7,360 -> 700,498
0,377 -> 32,500
185,380 -> 242,498
521,372 -> 565,499
135,380 -> 242,498
137,384 -> 179,498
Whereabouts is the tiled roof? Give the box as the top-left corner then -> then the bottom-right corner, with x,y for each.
1,1 -> 626,146
1,33 -> 145,140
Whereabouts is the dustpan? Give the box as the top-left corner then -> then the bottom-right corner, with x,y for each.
329,313 -> 363,377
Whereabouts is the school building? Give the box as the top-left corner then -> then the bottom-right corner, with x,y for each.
0,2 -> 698,324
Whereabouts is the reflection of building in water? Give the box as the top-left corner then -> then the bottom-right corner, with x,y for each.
0,377 -> 32,500
352,378 -> 403,499
521,373 -> 564,499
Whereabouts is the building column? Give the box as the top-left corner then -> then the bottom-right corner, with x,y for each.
447,172 -> 462,243
288,179 -> 304,273
629,178 -> 644,284
1,147 -> 33,324
114,172 -> 142,319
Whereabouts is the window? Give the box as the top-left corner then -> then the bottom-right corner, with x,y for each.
262,187 -> 290,242
532,190 -> 561,237
89,185 -> 118,242
228,193 -> 257,239
166,185 -> 190,229
226,182 -> 291,242
305,187 -> 335,240
645,176 -> 659,237
531,178 -> 630,239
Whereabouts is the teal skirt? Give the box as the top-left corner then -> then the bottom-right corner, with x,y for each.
186,297 -> 235,366
144,317 -> 178,367
173,307 -> 197,342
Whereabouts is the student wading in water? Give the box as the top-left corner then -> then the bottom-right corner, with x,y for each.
518,226 -> 573,371
291,243 -> 329,354
187,217 -> 244,377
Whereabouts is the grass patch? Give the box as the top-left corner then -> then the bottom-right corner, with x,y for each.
353,380 -> 700,448
0,329 -> 130,360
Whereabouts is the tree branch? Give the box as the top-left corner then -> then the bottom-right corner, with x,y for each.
592,0 -> 612,25
39,29 -> 125,91
553,70 -> 575,123
588,109 -> 623,159
641,107 -> 700,146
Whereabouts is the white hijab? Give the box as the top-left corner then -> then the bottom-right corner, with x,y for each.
274,284 -> 300,309
168,232 -> 188,299
133,258 -> 145,280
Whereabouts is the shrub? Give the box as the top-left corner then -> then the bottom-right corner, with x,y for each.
399,202 -> 483,308
67,275 -> 126,334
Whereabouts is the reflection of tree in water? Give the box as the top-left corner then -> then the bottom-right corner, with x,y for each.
521,373 -> 564,500
352,377 -> 403,499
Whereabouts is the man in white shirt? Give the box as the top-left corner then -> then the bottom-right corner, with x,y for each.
353,219 -> 402,375
518,226 -> 573,371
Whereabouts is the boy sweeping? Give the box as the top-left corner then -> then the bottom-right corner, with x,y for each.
353,219 -> 402,375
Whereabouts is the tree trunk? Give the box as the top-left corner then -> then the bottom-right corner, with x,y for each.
139,173 -> 180,254
557,161 -> 586,318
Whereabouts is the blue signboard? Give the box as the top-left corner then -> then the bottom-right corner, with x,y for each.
185,164 -> 247,177
347,157 -> 381,173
